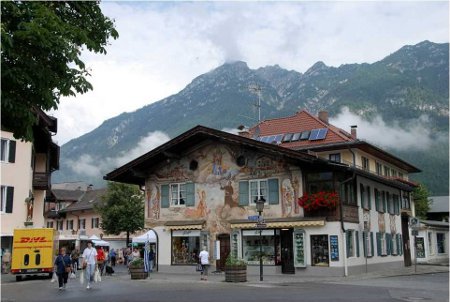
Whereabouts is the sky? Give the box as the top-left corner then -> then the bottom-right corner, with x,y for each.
50,1 -> 449,146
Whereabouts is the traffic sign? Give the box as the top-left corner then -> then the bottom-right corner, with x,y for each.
256,223 -> 267,228
248,215 -> 259,222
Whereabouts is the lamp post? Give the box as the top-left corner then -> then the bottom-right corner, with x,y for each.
255,197 -> 266,282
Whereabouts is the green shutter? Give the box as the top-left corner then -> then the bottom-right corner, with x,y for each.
161,184 -> 170,208
382,192 -> 387,212
360,184 -> 365,208
268,179 -> 279,205
363,232 -> 367,257
346,231 -> 351,258
370,232 -> 374,257
185,183 -> 195,207
239,181 -> 249,206
367,186 -> 372,210
376,233 -> 382,256
356,231 -> 360,257
9,140 -> 16,163
398,234 -> 403,255
386,233 -> 391,255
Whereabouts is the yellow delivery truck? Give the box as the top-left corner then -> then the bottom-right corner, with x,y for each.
11,228 -> 57,281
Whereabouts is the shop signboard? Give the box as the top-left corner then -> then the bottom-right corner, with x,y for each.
293,229 -> 306,267
416,237 -> 425,258
330,235 -> 339,261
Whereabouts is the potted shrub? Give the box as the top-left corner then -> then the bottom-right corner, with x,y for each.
128,258 -> 147,279
224,254 -> 247,282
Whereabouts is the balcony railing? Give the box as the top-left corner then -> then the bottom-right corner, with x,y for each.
304,204 -> 359,223
33,172 -> 50,190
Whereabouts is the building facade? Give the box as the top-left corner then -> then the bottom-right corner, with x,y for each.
1,109 -> 59,252
105,122 -> 418,276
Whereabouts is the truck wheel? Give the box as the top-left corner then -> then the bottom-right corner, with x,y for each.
15,275 -> 22,282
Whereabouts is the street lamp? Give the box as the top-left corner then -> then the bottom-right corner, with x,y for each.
255,197 -> 266,282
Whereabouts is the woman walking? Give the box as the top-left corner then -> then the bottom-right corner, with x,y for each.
54,247 -> 71,290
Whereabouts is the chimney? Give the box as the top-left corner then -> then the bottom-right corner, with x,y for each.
87,184 -> 93,191
237,125 -> 251,138
350,125 -> 357,139
318,111 -> 329,124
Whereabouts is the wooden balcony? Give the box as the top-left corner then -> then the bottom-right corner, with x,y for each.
33,172 -> 50,190
304,204 -> 359,223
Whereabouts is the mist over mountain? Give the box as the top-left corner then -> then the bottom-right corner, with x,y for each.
54,40 -> 449,195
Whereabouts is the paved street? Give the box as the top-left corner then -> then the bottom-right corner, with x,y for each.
1,265 -> 448,302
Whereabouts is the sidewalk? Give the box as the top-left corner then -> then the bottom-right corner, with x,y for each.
111,263 -> 449,286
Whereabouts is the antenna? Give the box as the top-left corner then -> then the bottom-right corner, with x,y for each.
248,84 -> 262,122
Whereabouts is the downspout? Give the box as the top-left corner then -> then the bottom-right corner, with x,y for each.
338,171 -> 356,277
348,146 -> 356,167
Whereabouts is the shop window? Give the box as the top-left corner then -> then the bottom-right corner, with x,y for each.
171,230 -> 200,265
311,235 -> 329,266
242,229 -> 276,265
437,233 -> 446,254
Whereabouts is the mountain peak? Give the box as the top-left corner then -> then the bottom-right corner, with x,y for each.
304,61 -> 329,76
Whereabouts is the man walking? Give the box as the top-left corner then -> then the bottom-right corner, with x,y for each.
82,241 -> 97,289
199,246 -> 210,281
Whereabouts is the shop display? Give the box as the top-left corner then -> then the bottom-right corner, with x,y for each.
293,229 -> 305,267
311,235 -> 329,267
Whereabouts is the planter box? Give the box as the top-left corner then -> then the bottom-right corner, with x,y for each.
129,267 -> 147,279
225,265 -> 247,282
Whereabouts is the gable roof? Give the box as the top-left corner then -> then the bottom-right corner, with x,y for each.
249,110 -> 420,173
59,188 -> 106,213
104,125 -> 339,186
51,189 -> 85,201
428,196 -> 449,213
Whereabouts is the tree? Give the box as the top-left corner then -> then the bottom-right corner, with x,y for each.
96,182 -> 144,246
412,183 -> 432,220
1,1 -> 118,141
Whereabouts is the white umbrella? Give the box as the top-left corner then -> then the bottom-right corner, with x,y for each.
92,239 -> 110,246
89,235 -> 100,241
132,230 -> 157,243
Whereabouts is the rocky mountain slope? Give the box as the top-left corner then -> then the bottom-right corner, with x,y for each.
53,40 -> 449,195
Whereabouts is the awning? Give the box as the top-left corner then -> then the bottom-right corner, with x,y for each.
164,220 -> 205,231
230,217 -> 326,229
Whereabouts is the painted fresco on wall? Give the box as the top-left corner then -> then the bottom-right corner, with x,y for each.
389,215 -> 396,233
378,213 -> 385,233
145,143 -> 303,233
146,182 -> 160,220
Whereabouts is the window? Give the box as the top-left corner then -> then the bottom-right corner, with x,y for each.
360,184 -> 371,209
342,182 -> 355,205
437,233 -> 446,254
392,194 -> 400,215
243,229 -> 276,265
384,166 -> 390,178
170,183 -> 186,206
375,189 -> 383,212
0,139 -> 16,163
428,232 -> 434,255
398,172 -> 404,179
391,170 -> 398,178
346,230 -> 356,257
361,156 -> 369,171
376,162 -> 383,176
79,219 -> 86,230
377,232 -> 387,256
0,185 -> 14,213
391,233 -> 398,255
91,217 -> 100,229
311,235 -> 329,266
250,179 -> 268,203
66,220 -> 73,230
402,195 -> 410,209
46,221 -> 54,229
329,153 -> 341,163
382,191 -> 387,212
387,193 -> 394,214
56,221 -> 63,230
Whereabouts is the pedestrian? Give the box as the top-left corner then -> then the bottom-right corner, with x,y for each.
82,241 -> 97,289
109,249 -> 116,267
70,248 -> 79,272
198,246 -> 210,281
2,249 -> 11,274
132,248 -> 140,260
148,247 -> 155,272
54,247 -> 71,290
96,246 -> 105,276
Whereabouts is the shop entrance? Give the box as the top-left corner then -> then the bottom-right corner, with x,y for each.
311,235 -> 329,267
280,229 -> 295,274
216,234 -> 230,271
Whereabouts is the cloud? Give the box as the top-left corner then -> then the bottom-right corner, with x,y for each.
50,1 -> 448,145
330,107 -> 444,151
67,131 -> 171,178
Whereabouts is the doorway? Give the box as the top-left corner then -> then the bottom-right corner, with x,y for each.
401,215 -> 412,266
216,234 -> 230,271
280,229 -> 295,274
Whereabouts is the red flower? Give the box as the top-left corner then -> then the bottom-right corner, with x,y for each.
298,191 -> 339,211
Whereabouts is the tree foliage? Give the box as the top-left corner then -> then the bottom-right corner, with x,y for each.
1,1 -> 118,141
412,183 -> 432,220
96,182 -> 144,245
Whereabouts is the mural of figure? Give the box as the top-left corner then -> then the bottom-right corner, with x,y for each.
185,190 -> 209,218
26,197 -> 34,222
222,181 -> 237,208
211,148 -> 224,176
292,176 -> 300,214
281,179 -> 295,217
147,183 -> 160,220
